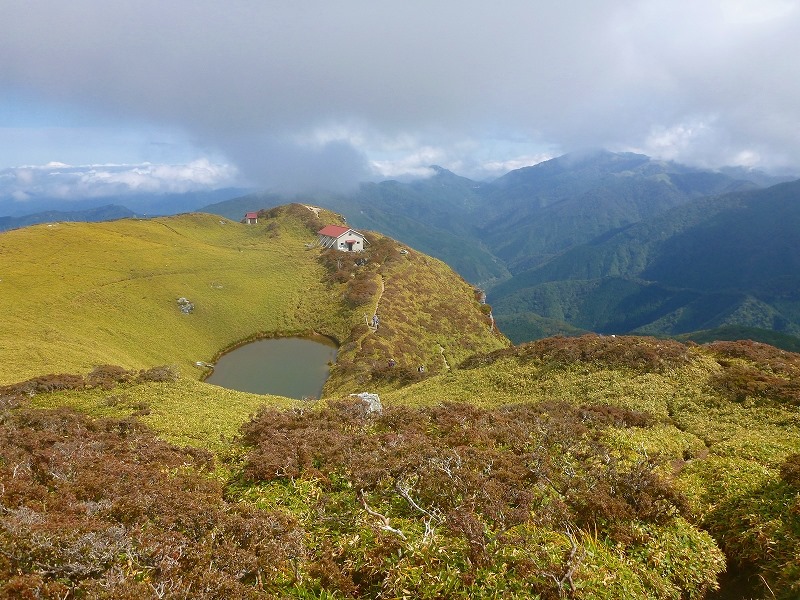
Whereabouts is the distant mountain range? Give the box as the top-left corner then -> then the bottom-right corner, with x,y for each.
0,188 -> 249,220
0,188 -> 251,232
488,177 -> 800,342
0,204 -> 136,231
199,150 -> 800,347
5,150 -> 799,347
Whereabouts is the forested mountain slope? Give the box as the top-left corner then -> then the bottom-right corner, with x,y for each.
203,151 -> 762,287
476,150 -> 757,272
491,180 -> 800,342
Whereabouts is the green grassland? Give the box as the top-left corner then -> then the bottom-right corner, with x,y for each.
2,207 -> 800,598
27,377 -> 298,451
1,203 -> 507,443
0,210 -> 344,382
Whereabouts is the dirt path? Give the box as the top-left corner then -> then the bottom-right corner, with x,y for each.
367,275 -> 386,331
439,344 -> 450,371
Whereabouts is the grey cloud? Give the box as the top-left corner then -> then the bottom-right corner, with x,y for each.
1,0 -> 799,188
221,135 -> 373,194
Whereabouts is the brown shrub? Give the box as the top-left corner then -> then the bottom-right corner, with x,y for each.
780,454 -> 800,488
0,407 -> 302,597
709,363 -> 800,406
87,364 -> 135,389
0,373 -> 86,397
136,365 -> 178,383
240,399 -> 678,541
704,340 -> 800,377
345,276 -> 379,307
460,334 -> 693,373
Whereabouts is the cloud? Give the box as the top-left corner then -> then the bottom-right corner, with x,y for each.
0,160 -> 239,203
216,134 -> 373,194
0,0 -> 799,190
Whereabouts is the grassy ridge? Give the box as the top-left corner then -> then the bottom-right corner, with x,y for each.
325,240 -> 508,395
0,211 -> 350,384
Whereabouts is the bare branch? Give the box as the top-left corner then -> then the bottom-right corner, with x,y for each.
358,489 -> 407,540
394,479 -> 441,523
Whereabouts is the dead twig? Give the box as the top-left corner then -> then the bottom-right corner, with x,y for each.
358,489 -> 407,540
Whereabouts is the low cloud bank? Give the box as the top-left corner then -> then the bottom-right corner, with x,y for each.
0,159 -> 239,205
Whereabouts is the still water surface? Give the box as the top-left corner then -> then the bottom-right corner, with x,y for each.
205,336 -> 337,399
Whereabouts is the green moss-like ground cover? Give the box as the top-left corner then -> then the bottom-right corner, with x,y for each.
30,377 -> 299,451
380,336 -> 800,596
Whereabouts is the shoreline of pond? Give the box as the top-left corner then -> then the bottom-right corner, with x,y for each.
200,331 -> 339,381
202,333 -> 339,399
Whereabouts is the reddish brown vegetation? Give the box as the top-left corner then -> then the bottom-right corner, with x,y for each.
344,276 -> 380,307
704,340 -> 800,377
318,236 -> 400,308
705,341 -> 800,405
0,366 -> 178,403
460,334 -> 693,373
0,408 -> 302,598
238,399 -> 683,596
0,373 -> 87,397
780,453 -> 800,488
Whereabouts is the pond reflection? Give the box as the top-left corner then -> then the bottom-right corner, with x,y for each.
205,336 -> 337,399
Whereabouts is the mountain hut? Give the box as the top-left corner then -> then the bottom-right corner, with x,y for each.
317,225 -> 367,252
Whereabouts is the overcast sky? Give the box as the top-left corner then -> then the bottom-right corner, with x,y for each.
1,0 -> 799,201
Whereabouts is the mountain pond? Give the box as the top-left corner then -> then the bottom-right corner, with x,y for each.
204,335 -> 338,399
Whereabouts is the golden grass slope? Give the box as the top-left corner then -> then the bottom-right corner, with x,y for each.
0,205 -> 507,393
0,211 -> 342,384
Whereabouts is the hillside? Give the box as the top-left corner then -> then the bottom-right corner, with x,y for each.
3,334 -> 800,597
0,204 -> 505,389
2,199 -> 800,596
205,170 -> 507,285
198,151 -> 800,347
203,152 -> 762,288
1,208 -> 340,383
12,151 -> 794,347
491,180 -> 800,343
